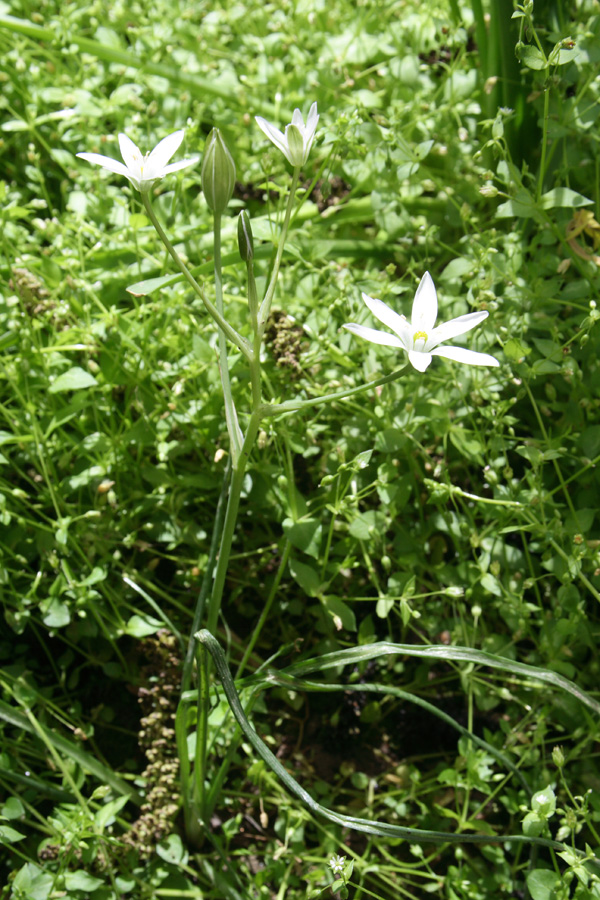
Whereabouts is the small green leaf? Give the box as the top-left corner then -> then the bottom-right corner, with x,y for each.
503,338 -> 531,361
526,868 -> 561,900
540,187 -> 592,209
480,572 -> 502,596
13,862 -> 54,900
95,795 -> 130,831
518,44 -> 547,70
127,273 -> 179,296
64,871 -> 104,891
348,510 -> 387,540
496,190 -> 539,219
0,824 -> 25,843
49,367 -> 98,393
40,597 -> 70,628
288,558 -> 321,596
374,428 -> 408,453
156,833 -> 189,865
579,425 -> 600,458
125,614 -> 163,637
516,444 -> 544,466
283,517 -> 322,559
323,596 -> 356,631
522,810 -> 545,836
129,212 -> 149,229
376,597 -> 394,618
2,797 -> 24,819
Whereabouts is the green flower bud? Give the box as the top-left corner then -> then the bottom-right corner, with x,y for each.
237,210 -> 254,262
201,128 -> 235,213
552,746 -> 565,768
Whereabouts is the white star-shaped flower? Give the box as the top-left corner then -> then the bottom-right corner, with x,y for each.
329,854 -> 346,876
255,102 -> 319,167
343,272 -> 500,372
77,130 -> 199,193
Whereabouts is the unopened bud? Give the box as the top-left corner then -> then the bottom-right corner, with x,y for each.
552,746 -> 565,768
237,210 -> 254,261
201,128 -> 236,214
479,184 -> 498,198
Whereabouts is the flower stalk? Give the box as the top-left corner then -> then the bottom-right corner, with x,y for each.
140,193 -> 252,360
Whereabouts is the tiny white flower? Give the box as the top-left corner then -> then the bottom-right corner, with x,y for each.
77,130 -> 199,193
255,102 -> 319,167
343,272 -> 500,372
329,854 -> 346,876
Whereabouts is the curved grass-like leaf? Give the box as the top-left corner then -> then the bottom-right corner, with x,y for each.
283,643 -> 600,717
196,630 -> 572,851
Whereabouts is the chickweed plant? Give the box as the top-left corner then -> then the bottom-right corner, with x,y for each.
1,1 -> 600,899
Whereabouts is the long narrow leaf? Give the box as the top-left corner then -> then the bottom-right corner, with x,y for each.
283,643 -> 600,716
197,630 -> 570,851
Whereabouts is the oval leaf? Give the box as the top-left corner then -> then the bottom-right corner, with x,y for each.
49,367 -> 97,393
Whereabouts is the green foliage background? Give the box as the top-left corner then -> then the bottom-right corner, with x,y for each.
1,0 -> 600,898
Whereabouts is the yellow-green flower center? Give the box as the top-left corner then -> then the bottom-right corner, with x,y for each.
413,330 -> 428,343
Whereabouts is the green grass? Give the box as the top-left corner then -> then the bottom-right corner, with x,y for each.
1,0 -> 600,898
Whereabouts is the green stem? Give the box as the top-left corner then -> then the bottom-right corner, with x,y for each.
141,192 -> 252,360
177,459 -> 231,843
258,167 -> 300,337
245,255 -> 262,410
214,210 -> 242,463
205,411 -> 262,635
260,365 -> 408,418
180,458 -> 232,698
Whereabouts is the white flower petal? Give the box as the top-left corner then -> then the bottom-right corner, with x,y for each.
411,271 -> 438,333
306,101 -> 319,134
118,133 -> 142,170
291,108 -> 305,128
361,293 -> 412,348
147,129 -> 184,171
161,157 -> 200,176
428,310 -> 488,347
76,152 -> 133,180
343,323 -> 405,348
255,116 -> 291,162
431,345 -> 500,366
408,350 -> 432,371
